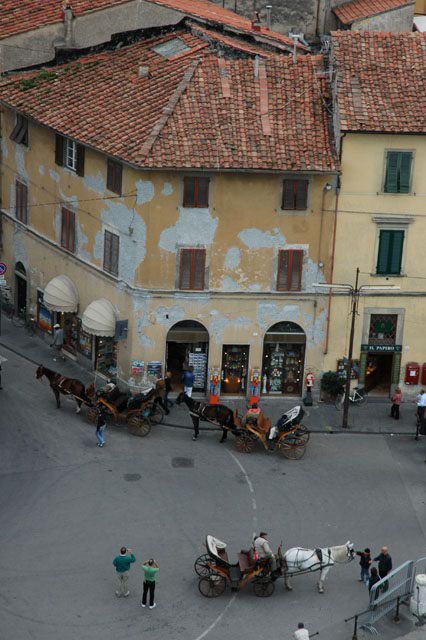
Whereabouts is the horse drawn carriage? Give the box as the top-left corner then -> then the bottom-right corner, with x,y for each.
195,535 -> 282,598
233,405 -> 309,459
86,384 -> 165,437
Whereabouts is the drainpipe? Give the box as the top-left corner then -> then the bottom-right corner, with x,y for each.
266,5 -> 272,30
324,181 -> 340,355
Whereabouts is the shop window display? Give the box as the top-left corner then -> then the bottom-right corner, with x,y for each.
96,337 -> 117,377
262,344 -> 304,396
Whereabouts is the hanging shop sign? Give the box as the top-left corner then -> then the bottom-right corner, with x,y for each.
361,344 -> 402,353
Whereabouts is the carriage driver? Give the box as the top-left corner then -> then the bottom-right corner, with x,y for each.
254,532 -> 277,572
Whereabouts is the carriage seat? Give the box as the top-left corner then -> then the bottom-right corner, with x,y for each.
238,549 -> 256,573
217,547 -> 229,563
127,388 -> 155,409
243,411 -> 271,434
115,394 -> 131,413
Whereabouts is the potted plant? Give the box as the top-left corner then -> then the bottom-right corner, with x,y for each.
320,371 -> 343,403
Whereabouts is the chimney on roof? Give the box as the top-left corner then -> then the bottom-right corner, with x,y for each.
266,5 -> 272,30
251,11 -> 261,32
138,65 -> 150,78
62,3 -> 74,48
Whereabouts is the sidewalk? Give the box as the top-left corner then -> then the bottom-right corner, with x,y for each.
0,312 -> 420,436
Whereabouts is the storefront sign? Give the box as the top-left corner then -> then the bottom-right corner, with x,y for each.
131,360 -> 144,376
361,344 -> 402,353
147,361 -> 162,377
78,327 -> 93,359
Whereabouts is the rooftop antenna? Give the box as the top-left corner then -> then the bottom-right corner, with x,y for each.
289,29 -> 309,64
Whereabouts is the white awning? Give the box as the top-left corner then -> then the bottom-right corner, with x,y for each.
414,17 -> 426,33
81,299 -> 117,337
44,275 -> 79,313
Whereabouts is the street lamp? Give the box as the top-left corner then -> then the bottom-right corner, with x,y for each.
314,268 -> 400,428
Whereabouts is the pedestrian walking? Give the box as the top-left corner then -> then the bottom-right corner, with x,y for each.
416,389 -> 426,422
356,548 -> 372,584
368,566 -> 381,599
294,622 -> 309,639
154,374 -> 170,415
141,558 -> 159,609
374,546 -> 392,592
164,370 -> 173,409
95,406 -> 107,447
50,323 -> 65,361
390,387 -> 402,420
182,366 -> 195,398
113,547 -> 136,597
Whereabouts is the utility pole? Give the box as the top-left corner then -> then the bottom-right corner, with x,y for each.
342,268 -> 359,429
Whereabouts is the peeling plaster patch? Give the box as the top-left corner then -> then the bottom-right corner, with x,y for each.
159,208 -> 218,252
77,224 -> 91,263
12,227 -> 28,268
1,138 -> 8,158
210,314 -> 251,344
224,247 -> 240,270
9,183 -> 16,217
303,257 -> 326,291
84,171 -> 105,193
248,283 -> 262,292
161,182 -> 173,196
221,276 -> 240,292
38,165 -> 45,176
136,179 -> 155,205
140,335 -> 155,349
239,227 -> 286,249
154,305 -> 185,325
15,145 -> 28,180
210,309 -> 220,316
49,169 -> 60,183
257,302 -> 301,329
309,309 -> 327,346
53,210 -> 61,243
94,201 -> 146,285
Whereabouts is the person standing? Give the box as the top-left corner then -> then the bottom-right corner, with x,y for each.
390,387 -> 402,420
164,370 -> 173,409
374,547 -> 392,579
416,389 -> 426,422
113,547 -> 136,597
154,374 -> 170,415
141,558 -> 159,609
182,366 -> 195,397
95,406 -> 107,447
356,548 -> 372,584
294,622 -> 309,639
51,323 -> 65,362
368,566 -> 381,600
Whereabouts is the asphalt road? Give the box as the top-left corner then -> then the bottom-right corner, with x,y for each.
1,348 -> 425,640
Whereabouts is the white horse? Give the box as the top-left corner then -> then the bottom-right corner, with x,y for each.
282,541 -> 355,593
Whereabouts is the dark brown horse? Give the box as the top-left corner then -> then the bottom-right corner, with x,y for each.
175,392 -> 238,442
36,365 -> 91,413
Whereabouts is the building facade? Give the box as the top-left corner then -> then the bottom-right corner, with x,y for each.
0,29 -> 337,396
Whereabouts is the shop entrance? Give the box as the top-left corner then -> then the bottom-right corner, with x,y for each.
221,345 -> 249,395
262,322 -> 306,396
365,353 -> 393,395
14,262 -> 27,312
166,320 -> 209,393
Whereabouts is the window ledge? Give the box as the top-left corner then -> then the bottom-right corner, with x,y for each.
372,216 -> 414,225
279,209 -> 309,214
371,273 -> 406,278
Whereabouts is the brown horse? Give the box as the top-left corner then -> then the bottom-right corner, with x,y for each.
175,392 -> 238,441
36,364 -> 91,413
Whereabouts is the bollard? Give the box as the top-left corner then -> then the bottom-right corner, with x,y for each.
352,614 -> 358,640
303,387 -> 313,407
393,596 -> 401,624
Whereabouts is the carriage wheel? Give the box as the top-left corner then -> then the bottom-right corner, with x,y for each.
198,575 -> 226,598
194,554 -> 214,577
295,425 -> 310,443
277,436 -> 306,460
235,433 -> 256,454
148,403 -> 165,425
127,414 -> 151,437
87,407 -> 98,424
253,578 -> 275,598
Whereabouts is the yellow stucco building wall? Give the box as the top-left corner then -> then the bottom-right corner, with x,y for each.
1,107 -> 338,395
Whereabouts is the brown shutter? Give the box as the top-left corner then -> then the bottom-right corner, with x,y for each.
112,234 -> 119,276
55,134 -> 64,166
183,177 -> 195,207
196,178 -> 209,207
289,250 -> 303,290
295,180 -> 308,210
76,144 -> 85,177
282,180 -> 295,209
193,249 -> 206,290
179,249 -> 192,289
69,210 -> 76,252
277,250 -> 289,290
104,230 -> 112,272
61,208 -> 67,247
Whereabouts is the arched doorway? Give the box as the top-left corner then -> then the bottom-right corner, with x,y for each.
14,262 -> 27,312
166,320 -> 209,393
262,322 -> 306,396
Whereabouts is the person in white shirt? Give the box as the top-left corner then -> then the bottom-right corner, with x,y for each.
416,389 -> 426,422
254,532 -> 276,572
294,622 -> 309,639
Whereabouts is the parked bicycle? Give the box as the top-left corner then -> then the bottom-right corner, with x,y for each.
335,386 -> 368,410
11,308 -> 37,336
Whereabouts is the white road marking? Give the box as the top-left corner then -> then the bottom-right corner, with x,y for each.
192,593 -> 237,640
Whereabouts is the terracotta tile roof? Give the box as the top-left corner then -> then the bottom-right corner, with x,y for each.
333,0 -> 414,25
188,23 -> 274,57
0,31 -> 336,172
332,31 -> 426,133
0,0 -> 131,39
146,0 -> 307,50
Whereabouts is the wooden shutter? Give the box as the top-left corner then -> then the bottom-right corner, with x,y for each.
61,208 -> 75,252
399,153 -> 412,193
377,230 -> 404,275
179,249 -> 206,290
55,134 -> 64,166
104,230 -> 112,272
183,177 -> 195,207
104,231 -> 119,276
76,144 -> 85,177
179,249 -> 192,289
282,180 -> 296,209
295,180 -> 308,209
16,181 -> 28,223
277,250 -> 303,291
193,249 -> 206,289
107,160 -> 122,195
196,178 -> 209,207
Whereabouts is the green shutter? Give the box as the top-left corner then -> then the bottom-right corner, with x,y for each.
384,153 -> 399,193
399,153 -> 412,193
377,230 -> 404,275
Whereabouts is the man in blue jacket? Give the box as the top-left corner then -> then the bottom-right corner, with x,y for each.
182,366 -> 195,397
113,547 -> 136,597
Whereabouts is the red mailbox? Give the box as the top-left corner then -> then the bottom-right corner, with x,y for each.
405,362 -> 420,385
421,364 -> 426,386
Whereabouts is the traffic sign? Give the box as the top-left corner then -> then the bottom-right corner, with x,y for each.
0,263 -> 7,276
